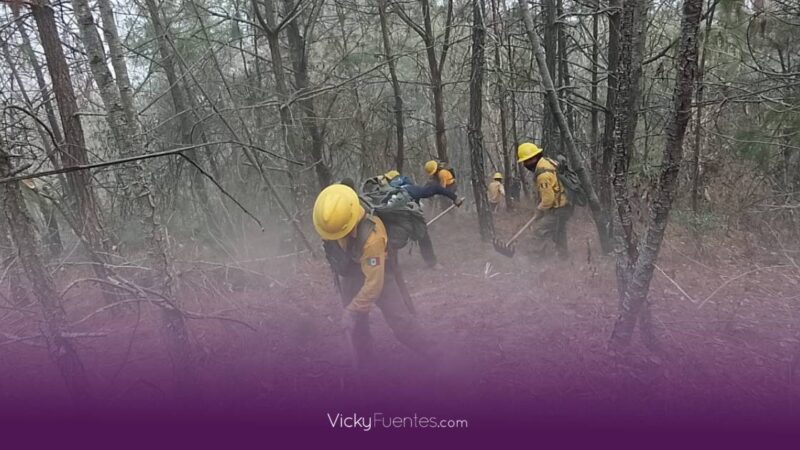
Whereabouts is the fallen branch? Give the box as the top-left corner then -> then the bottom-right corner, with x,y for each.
697,265 -> 792,309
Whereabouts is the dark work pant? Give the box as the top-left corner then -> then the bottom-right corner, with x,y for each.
339,271 -> 433,367
530,204 -> 574,258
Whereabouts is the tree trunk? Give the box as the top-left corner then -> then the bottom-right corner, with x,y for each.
590,0 -> 600,172
378,0 -> 406,173
12,8 -> 64,148
143,0 -> 222,239
599,0 -> 621,213
30,0 -> 115,297
518,0 -> 612,252
1,146 -> 91,403
490,0 -> 512,210
79,0 -> 199,394
395,0 -> 453,162
610,0 -> 703,347
469,0 -> 494,241
96,0 -> 137,127
542,0 -> 559,155
282,0 -> 333,189
691,1 -> 716,212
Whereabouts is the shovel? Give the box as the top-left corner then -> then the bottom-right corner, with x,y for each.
492,213 -> 539,257
426,200 -> 461,226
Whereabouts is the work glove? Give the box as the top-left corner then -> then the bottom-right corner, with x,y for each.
454,197 -> 464,207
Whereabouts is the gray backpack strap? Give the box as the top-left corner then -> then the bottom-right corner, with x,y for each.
352,216 -> 376,260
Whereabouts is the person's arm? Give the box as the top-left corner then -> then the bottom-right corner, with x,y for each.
346,235 -> 386,313
499,184 -> 506,196
537,173 -> 557,210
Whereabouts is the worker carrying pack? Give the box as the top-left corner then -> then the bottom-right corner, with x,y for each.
536,155 -> 588,207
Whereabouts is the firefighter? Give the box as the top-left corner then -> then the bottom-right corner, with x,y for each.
424,160 -> 457,212
487,172 -> 505,213
384,170 -> 462,206
313,184 -> 436,367
516,142 -> 574,258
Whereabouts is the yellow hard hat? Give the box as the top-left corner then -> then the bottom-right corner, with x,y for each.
424,160 -> 438,175
492,172 -> 503,180
312,184 -> 365,240
384,170 -> 400,180
517,142 -> 543,163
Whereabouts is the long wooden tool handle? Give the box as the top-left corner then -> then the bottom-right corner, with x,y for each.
507,213 -> 538,245
426,203 -> 457,226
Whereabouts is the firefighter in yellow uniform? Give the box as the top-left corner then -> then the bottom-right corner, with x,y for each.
313,184 -> 436,367
487,172 -> 505,212
517,143 -> 574,258
424,160 -> 456,212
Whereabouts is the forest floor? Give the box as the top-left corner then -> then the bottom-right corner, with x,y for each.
2,205 -> 800,420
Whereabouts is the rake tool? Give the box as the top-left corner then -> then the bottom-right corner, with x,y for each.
426,200 -> 461,226
492,213 -> 539,257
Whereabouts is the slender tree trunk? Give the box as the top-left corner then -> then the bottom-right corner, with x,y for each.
13,9 -> 64,147
490,0 -> 512,210
542,0 -> 559,154
469,0 -> 494,241
692,1 -> 716,212
590,0 -> 600,172
378,0 -> 406,172
282,0 -> 333,189
1,146 -> 91,403
518,0 -> 612,252
1,40 -> 64,256
143,0 -> 221,239
78,0 -> 198,394
30,1 -> 116,298
610,0 -> 703,347
0,226 -> 27,306
600,0 -> 621,212
253,0 -> 308,209
96,0 -> 137,127
395,0 -> 453,162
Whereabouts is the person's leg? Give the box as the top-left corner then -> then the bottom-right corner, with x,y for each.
530,211 -> 557,256
340,274 -> 374,366
376,275 -> 437,359
554,205 -> 574,258
417,231 -> 438,268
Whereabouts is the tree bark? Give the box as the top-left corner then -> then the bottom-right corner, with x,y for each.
691,1 -> 716,212
490,0 -> 512,210
590,0 -> 600,172
610,0 -> 704,347
143,0 -> 222,239
12,8 -> 64,148
395,0 -> 454,162
96,0 -> 137,127
1,146 -> 91,403
518,0 -> 612,252
542,0 -> 559,154
281,0 -> 333,189
599,0 -> 621,214
79,0 -> 199,394
30,0 -> 116,297
469,0 -> 494,241
378,0 -> 406,173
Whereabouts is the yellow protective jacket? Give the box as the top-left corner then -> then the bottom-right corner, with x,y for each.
437,169 -> 455,188
534,158 -> 568,210
337,216 -> 388,313
487,180 -> 505,204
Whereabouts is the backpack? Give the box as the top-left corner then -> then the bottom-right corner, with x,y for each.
361,190 -> 429,250
535,155 -> 588,206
